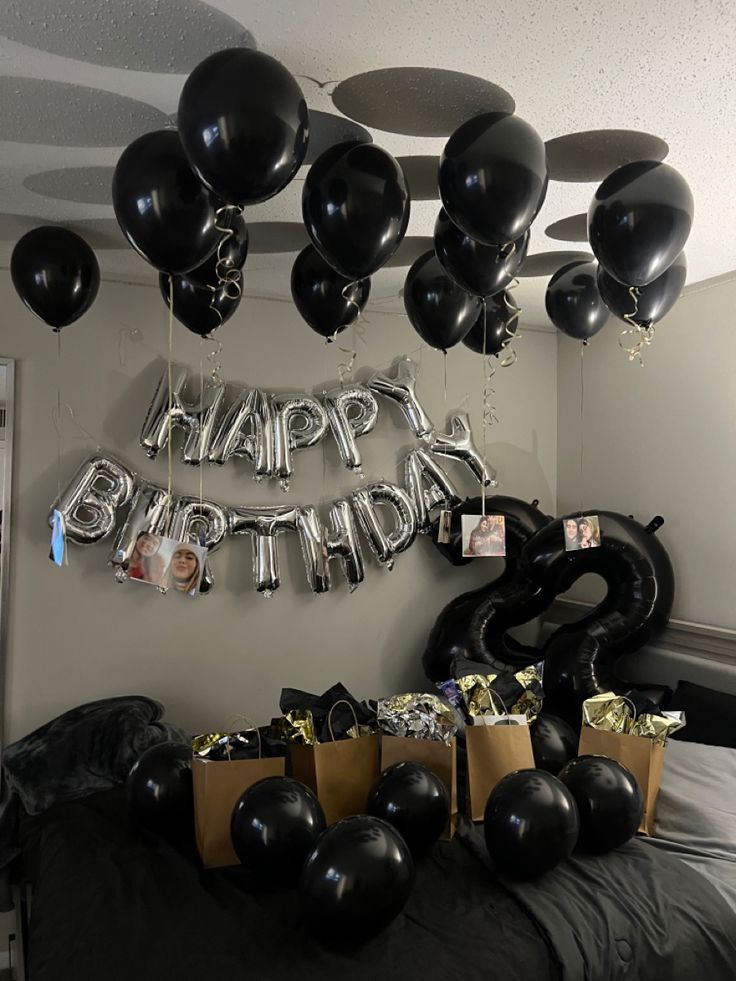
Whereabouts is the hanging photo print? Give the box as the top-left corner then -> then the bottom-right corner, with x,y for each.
461,514 -> 506,558
437,509 -> 452,544
128,533 -> 208,595
562,515 -> 602,552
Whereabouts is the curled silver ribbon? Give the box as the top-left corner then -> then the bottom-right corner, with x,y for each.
619,287 -> 654,365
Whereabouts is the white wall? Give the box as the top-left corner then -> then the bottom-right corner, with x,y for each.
556,274 -> 736,629
2,275 -> 557,741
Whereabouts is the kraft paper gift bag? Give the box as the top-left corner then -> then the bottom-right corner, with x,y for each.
380,734 -> 458,837
289,701 -> 380,825
465,721 -> 535,821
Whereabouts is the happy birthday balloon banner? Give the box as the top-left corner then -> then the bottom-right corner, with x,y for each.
50,359 -> 497,597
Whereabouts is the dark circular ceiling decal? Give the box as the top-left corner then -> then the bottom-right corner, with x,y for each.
306,110 -> 372,165
384,236 -> 434,268
0,0 -> 254,73
0,78 -> 167,146
545,130 -> 669,183
332,68 -> 515,136
247,222 -> 309,254
396,156 -> 439,200
24,166 -> 115,205
545,213 -> 588,243
519,251 -> 594,277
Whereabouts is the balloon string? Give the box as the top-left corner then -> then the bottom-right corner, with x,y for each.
199,338 -> 205,507
207,337 -> 223,385
443,350 -> 447,420
213,205 -> 243,300
56,329 -> 62,498
580,340 -> 586,516
499,278 -> 522,367
166,276 -> 174,528
618,287 -> 653,365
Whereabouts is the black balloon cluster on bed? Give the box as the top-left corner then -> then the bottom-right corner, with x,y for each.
9,48 -> 693,350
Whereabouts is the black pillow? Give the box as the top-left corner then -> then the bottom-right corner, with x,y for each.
669,681 -> 736,748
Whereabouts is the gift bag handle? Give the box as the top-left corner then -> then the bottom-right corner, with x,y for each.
327,699 -> 360,742
487,687 -> 513,726
225,715 -> 262,760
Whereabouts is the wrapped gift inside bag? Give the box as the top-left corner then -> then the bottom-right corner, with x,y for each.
192,718 -> 285,868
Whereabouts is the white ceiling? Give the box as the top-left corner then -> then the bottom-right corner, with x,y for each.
0,0 -> 734,326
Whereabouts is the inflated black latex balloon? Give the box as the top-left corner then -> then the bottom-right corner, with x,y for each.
11,226 -> 100,330
462,291 -> 519,356
559,755 -> 643,853
291,244 -> 370,338
404,250 -> 481,351
484,769 -> 579,879
466,512 -> 675,728
178,48 -> 309,206
126,742 -> 194,847
439,112 -> 548,247
434,208 -> 529,297
303,142 -> 410,280
366,763 -> 449,857
423,496 -> 551,682
598,252 -> 687,327
545,261 -> 610,341
230,776 -> 326,886
299,815 -> 415,947
186,213 -> 249,288
160,272 -> 240,337
531,714 -> 579,775
588,160 -> 693,288
112,129 -> 222,274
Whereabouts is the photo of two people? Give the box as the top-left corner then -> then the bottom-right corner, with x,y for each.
461,514 -> 506,557
563,515 -> 602,551
128,533 -> 207,596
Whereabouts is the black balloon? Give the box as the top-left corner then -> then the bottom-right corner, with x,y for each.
291,245 -> 370,339
126,742 -> 194,847
303,142 -> 410,280
112,129 -> 222,274
559,755 -> 643,853
404,250 -> 481,351
10,226 -> 100,330
545,261 -> 610,341
462,291 -> 520,356
483,769 -> 579,879
187,213 -> 249,288
230,776 -> 326,886
439,112 -> 548,247
299,815 -> 414,946
160,272 -> 241,337
434,209 -> 529,297
588,160 -> 694,288
366,762 -> 449,857
178,48 -> 309,206
598,252 -> 687,327
531,714 -> 579,775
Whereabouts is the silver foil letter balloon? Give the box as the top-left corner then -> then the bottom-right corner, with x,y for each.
208,386 -> 274,481
367,358 -> 434,438
108,481 -> 173,581
271,393 -> 329,490
229,505 -> 298,596
428,412 -> 498,487
140,365 -> 226,465
404,448 -> 461,533
351,481 -> 417,570
323,384 -> 379,475
295,500 -> 365,594
50,454 -> 135,544
168,497 -> 228,594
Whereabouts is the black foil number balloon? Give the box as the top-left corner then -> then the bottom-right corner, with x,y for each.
404,250 -> 481,351
559,755 -> 643,852
484,769 -> 579,879
303,142 -> 410,280
531,714 -> 579,775
434,209 -> 529,297
439,113 -> 548,247
112,129 -> 222,274
11,226 -> 100,330
588,161 -> 693,288
366,762 -> 450,857
299,815 -> 415,947
291,245 -> 370,338
598,252 -> 687,327
230,776 -> 326,886
545,261 -> 610,341
178,48 -> 309,206
462,291 -> 520,356
160,273 -> 240,337
126,742 -> 194,849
